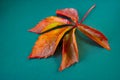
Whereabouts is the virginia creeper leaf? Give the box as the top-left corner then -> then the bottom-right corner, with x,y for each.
29,16 -> 70,33
29,27 -> 71,58
78,24 -> 110,50
59,28 -> 78,71
29,5 -> 111,71
56,8 -> 79,23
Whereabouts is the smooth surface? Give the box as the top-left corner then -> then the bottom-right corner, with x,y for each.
0,0 -> 120,80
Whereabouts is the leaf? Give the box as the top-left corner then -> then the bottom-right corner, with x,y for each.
29,16 -> 70,33
29,27 -> 71,58
56,8 -> 79,23
59,28 -> 78,71
28,6 -> 111,71
78,24 -> 110,50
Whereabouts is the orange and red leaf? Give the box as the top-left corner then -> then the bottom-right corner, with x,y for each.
78,24 -> 110,50
59,28 -> 78,71
29,16 -> 70,33
28,6 -> 111,71
29,27 -> 71,58
56,8 -> 79,23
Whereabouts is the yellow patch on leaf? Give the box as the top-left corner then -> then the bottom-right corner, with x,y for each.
29,16 -> 70,33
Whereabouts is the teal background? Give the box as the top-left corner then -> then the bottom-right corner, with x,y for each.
0,0 -> 120,80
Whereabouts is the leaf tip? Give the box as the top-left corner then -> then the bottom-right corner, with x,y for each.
105,44 -> 111,50
28,29 -> 35,33
59,67 -> 63,71
28,29 -> 40,34
28,53 -> 41,59
59,65 -> 66,71
102,40 -> 111,50
28,54 -> 34,59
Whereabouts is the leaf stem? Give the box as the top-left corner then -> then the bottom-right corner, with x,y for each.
80,4 -> 96,23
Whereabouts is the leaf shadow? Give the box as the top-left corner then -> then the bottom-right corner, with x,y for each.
75,29 -> 103,61
40,24 -> 73,35
52,40 -> 63,70
76,29 -> 102,48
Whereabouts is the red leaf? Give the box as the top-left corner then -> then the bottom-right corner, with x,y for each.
56,8 -> 79,23
29,16 -> 70,33
29,27 -> 71,58
78,24 -> 110,50
59,28 -> 78,71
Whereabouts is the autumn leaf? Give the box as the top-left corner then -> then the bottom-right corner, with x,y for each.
29,4 -> 111,71
59,28 -> 78,71
29,27 -> 71,58
29,16 -> 70,33
56,8 -> 79,23
78,24 -> 110,50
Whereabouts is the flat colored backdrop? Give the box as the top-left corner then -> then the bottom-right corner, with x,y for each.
0,0 -> 120,80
